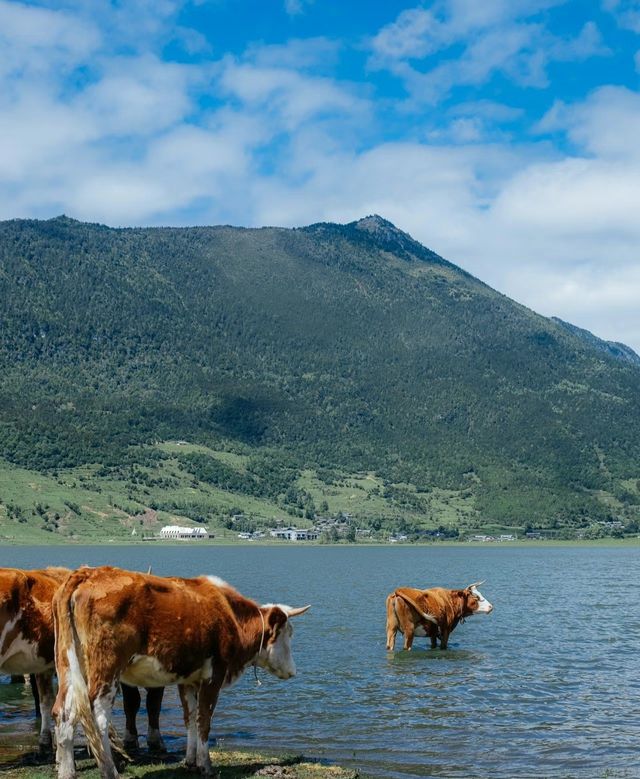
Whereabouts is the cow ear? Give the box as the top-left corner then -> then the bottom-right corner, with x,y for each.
266,606 -> 288,634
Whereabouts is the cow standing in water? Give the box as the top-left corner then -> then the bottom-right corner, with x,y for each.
0,567 -> 166,755
0,567 -> 70,751
386,582 -> 493,650
52,566 -> 310,779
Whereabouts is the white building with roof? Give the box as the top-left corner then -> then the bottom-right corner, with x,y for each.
159,525 -> 207,539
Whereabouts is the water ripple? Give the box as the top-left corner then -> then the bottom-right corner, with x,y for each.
1,545 -> 639,778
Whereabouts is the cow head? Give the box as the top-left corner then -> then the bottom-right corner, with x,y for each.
256,604 -> 310,680
461,582 -> 493,617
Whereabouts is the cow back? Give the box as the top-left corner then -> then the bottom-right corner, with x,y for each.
58,566 -> 246,683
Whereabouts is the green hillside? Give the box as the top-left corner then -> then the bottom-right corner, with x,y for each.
1,214 -> 639,541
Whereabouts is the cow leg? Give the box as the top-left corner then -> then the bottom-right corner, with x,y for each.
30,674 -> 41,718
386,627 -> 397,651
91,681 -> 120,779
195,679 -> 222,777
145,687 -> 165,752
121,683 -> 141,752
430,632 -> 438,649
439,628 -> 450,650
53,668 -> 77,779
178,684 -> 198,769
403,626 -> 415,651
34,672 -> 55,752
385,596 -> 398,650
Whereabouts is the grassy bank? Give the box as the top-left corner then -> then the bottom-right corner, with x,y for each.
0,445 -> 474,544
1,749 -> 361,779
1,442 -> 637,545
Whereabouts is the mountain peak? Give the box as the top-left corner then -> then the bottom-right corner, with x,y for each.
49,214 -> 79,224
353,214 -> 404,239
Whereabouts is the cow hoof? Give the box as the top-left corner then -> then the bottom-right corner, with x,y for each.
123,735 -> 139,753
147,736 -> 166,754
184,760 -> 200,773
38,734 -> 53,754
114,753 -> 130,772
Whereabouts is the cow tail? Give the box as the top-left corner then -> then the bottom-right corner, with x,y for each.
394,590 -> 439,627
54,581 -> 121,766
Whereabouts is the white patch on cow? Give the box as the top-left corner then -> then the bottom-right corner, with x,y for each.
122,654 -> 208,688
197,736 -> 212,774
56,713 -> 76,779
182,687 -> 198,766
200,657 -> 213,682
205,575 -> 230,589
93,683 -> 118,779
470,586 -> 493,615
66,643 -> 87,720
257,620 -> 296,680
56,651 -> 81,779
0,611 -> 22,663
261,602 -> 293,613
0,609 -> 48,675
123,655 -> 178,687
1,634 -> 50,674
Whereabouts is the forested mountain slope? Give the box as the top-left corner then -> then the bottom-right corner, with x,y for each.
1,214 -> 639,534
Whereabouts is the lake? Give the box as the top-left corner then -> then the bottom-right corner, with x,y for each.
1,545 -> 639,778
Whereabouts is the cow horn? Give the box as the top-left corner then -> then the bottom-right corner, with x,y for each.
467,580 -> 485,589
283,605 -> 311,618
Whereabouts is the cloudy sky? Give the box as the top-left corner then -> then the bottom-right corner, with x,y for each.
3,1 -> 640,351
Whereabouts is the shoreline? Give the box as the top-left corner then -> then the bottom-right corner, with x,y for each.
0,537 -> 638,548
1,747 -> 363,779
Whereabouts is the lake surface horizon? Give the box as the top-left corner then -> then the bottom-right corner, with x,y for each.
1,545 -> 638,778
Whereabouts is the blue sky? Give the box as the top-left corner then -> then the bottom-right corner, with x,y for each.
2,0 -> 640,350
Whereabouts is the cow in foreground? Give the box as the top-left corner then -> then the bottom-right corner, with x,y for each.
52,566 -> 310,779
0,566 -> 70,751
1,567 -> 166,757
386,582 -> 493,651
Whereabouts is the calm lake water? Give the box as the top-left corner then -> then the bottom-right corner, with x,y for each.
1,545 -> 639,778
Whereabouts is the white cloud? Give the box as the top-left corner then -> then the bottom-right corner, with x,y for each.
0,0 -> 100,84
603,0 -> 640,32
369,2 -> 607,104
78,56 -> 200,137
219,58 -> 369,130
370,8 -> 442,60
284,0 -> 314,16
247,37 -> 340,70
539,86 -> 640,159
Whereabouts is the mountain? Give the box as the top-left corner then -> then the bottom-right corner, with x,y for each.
551,317 -> 640,367
0,214 -> 639,537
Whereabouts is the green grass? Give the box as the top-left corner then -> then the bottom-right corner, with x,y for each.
1,750 -> 361,778
0,440 -> 637,545
0,441 -> 480,543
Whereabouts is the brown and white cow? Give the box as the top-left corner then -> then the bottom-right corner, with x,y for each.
0,566 -> 70,751
1,567 -> 166,756
386,582 -> 493,651
52,566 -> 310,779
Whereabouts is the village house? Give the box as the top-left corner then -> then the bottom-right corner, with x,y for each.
269,527 -> 319,541
159,525 -> 208,539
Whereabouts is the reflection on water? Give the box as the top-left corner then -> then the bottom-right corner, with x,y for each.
1,544 -> 639,778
